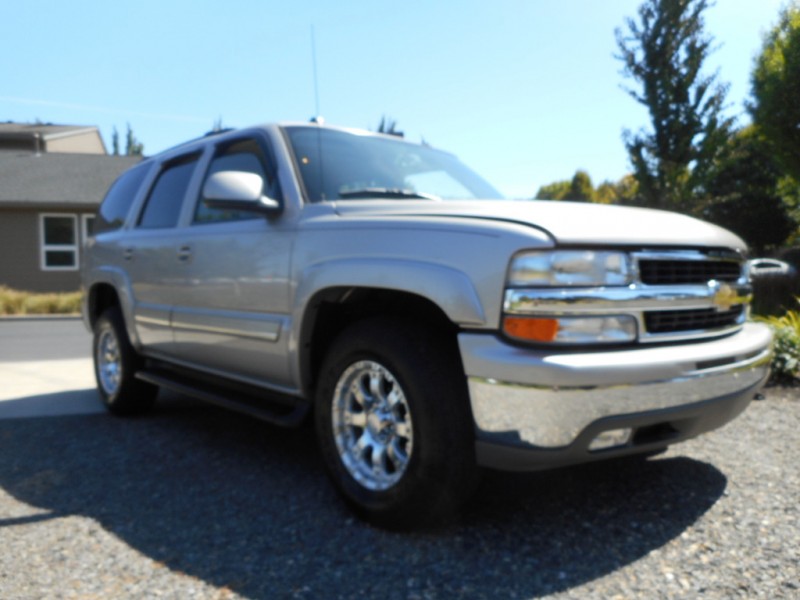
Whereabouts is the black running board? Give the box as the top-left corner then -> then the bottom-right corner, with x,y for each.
136,368 -> 310,427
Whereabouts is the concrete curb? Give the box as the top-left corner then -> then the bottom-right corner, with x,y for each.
0,314 -> 82,322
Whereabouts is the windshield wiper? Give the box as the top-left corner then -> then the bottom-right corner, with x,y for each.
338,188 -> 441,201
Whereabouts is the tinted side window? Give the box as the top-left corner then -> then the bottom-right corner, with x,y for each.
194,138 -> 281,224
138,154 -> 200,229
95,163 -> 150,234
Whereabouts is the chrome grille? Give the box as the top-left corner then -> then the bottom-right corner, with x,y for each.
635,251 -> 748,340
645,306 -> 745,335
638,259 -> 741,284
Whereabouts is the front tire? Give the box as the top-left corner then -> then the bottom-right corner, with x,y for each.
93,307 -> 158,415
315,318 -> 478,529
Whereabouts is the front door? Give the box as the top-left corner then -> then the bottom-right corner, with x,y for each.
169,137 -> 295,390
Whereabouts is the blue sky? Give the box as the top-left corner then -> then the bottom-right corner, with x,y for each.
1,0 -> 787,198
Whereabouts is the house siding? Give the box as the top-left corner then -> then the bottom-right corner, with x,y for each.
46,131 -> 106,155
0,208 -> 93,292
0,152 -> 140,294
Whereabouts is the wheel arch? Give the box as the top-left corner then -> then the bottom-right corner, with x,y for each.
86,282 -> 122,328
297,286 -> 464,398
85,275 -> 141,350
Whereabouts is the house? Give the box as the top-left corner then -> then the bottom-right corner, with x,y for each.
0,123 -> 141,292
0,122 -> 107,155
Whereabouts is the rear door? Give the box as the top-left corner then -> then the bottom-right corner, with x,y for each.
124,152 -> 202,356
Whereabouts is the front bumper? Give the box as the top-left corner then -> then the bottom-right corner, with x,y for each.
459,322 -> 772,471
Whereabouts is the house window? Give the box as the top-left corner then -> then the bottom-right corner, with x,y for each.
82,214 -> 96,243
40,214 -> 78,270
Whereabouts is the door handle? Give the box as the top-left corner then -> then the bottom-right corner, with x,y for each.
177,245 -> 192,262
123,247 -> 134,261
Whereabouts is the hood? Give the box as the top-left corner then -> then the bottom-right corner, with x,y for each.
332,199 -> 747,251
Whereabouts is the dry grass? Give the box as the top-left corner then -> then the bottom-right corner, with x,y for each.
0,286 -> 82,315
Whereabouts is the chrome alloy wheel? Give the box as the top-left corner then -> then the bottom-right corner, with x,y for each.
96,327 -> 122,396
331,360 -> 414,491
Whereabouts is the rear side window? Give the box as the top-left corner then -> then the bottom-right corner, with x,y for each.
138,154 -> 200,229
94,163 -> 150,234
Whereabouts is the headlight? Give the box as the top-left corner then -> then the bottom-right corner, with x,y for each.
507,250 -> 632,287
504,250 -> 637,344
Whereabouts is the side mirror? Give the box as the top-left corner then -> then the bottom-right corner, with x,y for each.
202,171 -> 281,215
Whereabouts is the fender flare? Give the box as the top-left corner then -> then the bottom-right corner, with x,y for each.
86,266 -> 142,348
290,258 -> 487,392
293,257 -> 486,327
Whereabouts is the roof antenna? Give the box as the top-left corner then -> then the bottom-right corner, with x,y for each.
310,26 -> 323,124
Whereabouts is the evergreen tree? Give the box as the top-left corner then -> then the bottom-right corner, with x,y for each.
125,123 -> 144,156
616,0 -> 733,215
376,116 -> 404,137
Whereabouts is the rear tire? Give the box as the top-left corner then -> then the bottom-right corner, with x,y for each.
93,307 -> 158,415
314,318 -> 479,529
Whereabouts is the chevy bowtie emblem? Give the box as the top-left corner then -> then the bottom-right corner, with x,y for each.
709,281 -> 738,312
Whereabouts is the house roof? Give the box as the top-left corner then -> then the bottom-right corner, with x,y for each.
0,122 -> 108,155
0,153 -> 142,207
0,122 -> 100,141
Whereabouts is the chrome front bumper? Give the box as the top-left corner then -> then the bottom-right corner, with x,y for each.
459,322 -> 772,470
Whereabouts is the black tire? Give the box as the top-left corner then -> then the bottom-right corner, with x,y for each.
93,306 -> 158,415
314,318 -> 479,529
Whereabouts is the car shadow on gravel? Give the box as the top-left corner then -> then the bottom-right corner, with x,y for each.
0,392 -> 727,599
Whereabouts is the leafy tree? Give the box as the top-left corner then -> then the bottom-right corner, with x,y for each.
536,171 -> 638,204
704,127 -> 796,254
595,181 -> 620,204
778,176 -> 800,237
125,123 -> 144,156
749,3 -> 800,181
615,174 -> 640,201
616,0 -> 733,215
563,170 -> 595,201
535,179 -> 571,200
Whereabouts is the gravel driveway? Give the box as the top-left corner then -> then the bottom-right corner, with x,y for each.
0,387 -> 797,599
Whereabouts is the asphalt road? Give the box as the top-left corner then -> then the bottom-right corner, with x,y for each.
0,316 -> 90,362
0,319 -> 797,598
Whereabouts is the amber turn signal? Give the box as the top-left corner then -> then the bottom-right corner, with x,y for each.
503,316 -> 559,342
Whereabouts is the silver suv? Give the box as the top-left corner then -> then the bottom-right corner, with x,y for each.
83,122 -> 772,527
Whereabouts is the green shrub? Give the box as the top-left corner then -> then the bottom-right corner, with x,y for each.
758,306 -> 800,383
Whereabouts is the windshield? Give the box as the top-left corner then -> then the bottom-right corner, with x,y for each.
284,126 -> 503,202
